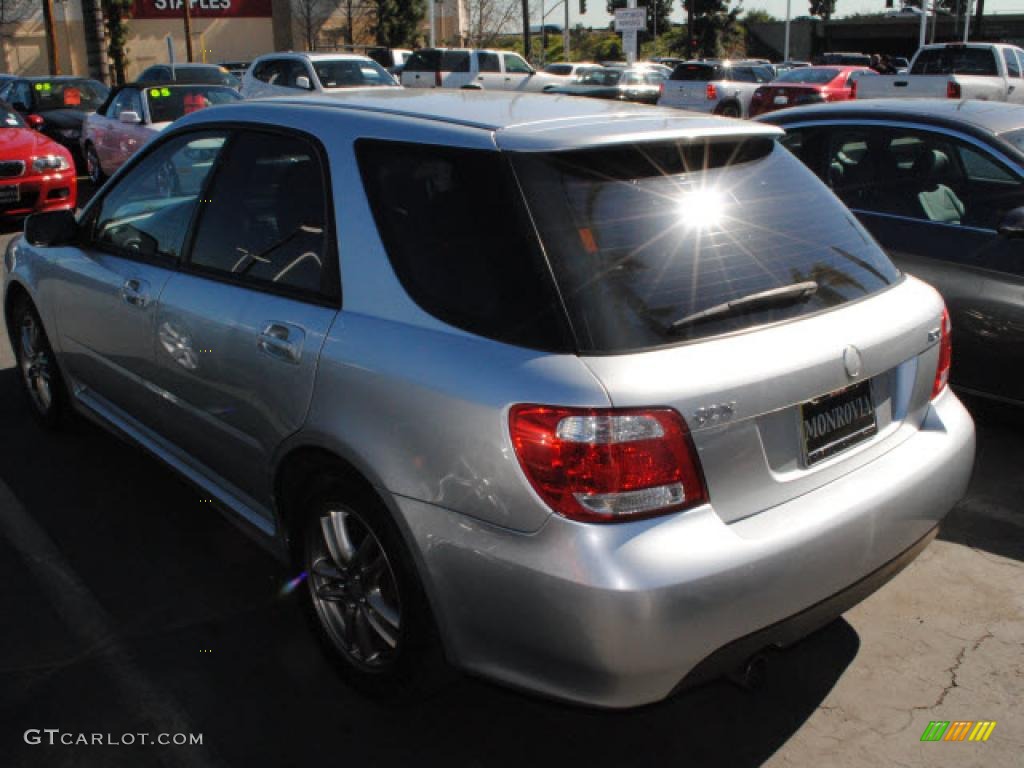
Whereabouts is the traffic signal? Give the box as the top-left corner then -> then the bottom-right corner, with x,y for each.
579,0 -> 586,14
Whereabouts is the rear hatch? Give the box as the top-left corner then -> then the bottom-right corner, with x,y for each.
664,63 -> 724,106
511,135 -> 944,523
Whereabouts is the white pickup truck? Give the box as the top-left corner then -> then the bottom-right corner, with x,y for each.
856,42 -> 1024,103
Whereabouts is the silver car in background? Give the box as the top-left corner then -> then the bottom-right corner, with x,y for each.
3,92 -> 975,708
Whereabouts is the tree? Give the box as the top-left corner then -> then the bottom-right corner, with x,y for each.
371,0 -> 426,46
0,0 -> 34,31
607,0 -> 672,38
293,0 -> 343,50
102,0 -> 134,84
683,0 -> 740,59
464,0 -> 520,47
743,8 -> 776,23
339,0 -> 374,44
808,0 -> 835,21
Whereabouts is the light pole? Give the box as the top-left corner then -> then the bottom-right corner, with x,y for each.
430,0 -> 436,47
783,0 -> 791,62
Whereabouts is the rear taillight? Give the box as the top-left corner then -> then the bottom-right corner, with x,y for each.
931,308 -> 952,399
947,80 -> 961,99
752,87 -> 766,100
509,405 -> 708,523
435,70 -> 442,87
706,83 -> 717,100
659,82 -> 665,97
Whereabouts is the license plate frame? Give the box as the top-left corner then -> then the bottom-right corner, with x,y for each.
800,379 -> 877,467
773,95 -> 789,105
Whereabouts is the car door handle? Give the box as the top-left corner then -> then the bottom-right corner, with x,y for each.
120,278 -> 150,308
257,322 -> 303,364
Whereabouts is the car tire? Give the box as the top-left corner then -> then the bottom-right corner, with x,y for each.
301,480 -> 448,699
85,143 -> 105,185
11,296 -> 69,428
717,102 -> 741,118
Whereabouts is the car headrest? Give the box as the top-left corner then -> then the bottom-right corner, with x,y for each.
913,149 -> 951,179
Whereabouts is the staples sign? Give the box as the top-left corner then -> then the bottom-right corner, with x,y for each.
131,0 -> 272,19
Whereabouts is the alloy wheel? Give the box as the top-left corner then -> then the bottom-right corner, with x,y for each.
308,506 -> 402,670
19,312 -> 54,414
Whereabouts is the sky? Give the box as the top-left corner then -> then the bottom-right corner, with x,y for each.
567,0 -> 1021,30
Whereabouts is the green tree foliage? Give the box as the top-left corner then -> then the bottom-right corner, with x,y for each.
808,0 -> 836,21
606,0 -> 673,37
743,8 -> 776,23
683,0 -> 740,58
102,0 -> 134,84
372,0 -> 426,46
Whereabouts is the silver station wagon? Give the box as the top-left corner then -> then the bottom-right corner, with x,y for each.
3,92 -> 976,708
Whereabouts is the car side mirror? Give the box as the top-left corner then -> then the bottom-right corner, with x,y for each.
997,206 -> 1024,238
25,210 -> 78,247
25,114 -> 44,130
119,110 -> 141,124
295,75 -> 312,90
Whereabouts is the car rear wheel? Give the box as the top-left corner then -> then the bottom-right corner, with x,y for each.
12,297 -> 68,427
718,102 -> 741,118
302,483 -> 446,698
85,143 -> 105,185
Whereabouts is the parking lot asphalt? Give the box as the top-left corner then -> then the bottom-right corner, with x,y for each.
0,224 -> 1021,768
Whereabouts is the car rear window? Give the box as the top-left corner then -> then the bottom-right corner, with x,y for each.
911,47 -> 998,76
775,67 -> 840,84
545,64 -> 573,76
670,64 -> 720,81
512,138 -> 900,353
355,140 -> 573,352
403,50 -> 470,73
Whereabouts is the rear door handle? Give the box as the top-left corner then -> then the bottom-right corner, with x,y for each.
120,278 -> 150,308
257,322 -> 304,364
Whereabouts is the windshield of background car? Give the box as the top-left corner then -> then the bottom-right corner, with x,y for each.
32,80 -> 108,112
314,59 -> 396,87
545,64 -> 573,75
144,85 -> 242,123
775,67 -> 840,84
0,104 -> 25,128
403,50 -> 471,72
911,47 -> 998,75
512,138 -> 900,352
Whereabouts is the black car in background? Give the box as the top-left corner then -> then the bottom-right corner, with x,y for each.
758,98 -> 1024,406
0,76 -> 108,168
136,63 -> 240,89
545,66 -> 667,104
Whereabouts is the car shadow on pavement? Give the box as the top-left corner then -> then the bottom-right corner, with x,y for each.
0,363 -> 860,768
938,396 -> 1024,564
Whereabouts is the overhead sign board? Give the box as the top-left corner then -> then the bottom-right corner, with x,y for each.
131,0 -> 272,19
614,8 -> 646,32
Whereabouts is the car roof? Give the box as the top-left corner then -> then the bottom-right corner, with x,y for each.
755,97 -> 1024,137
180,89 -> 781,151
22,75 -> 101,81
259,52 -> 376,62
148,62 -> 225,69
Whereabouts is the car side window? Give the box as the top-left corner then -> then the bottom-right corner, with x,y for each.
1003,48 -> 1022,78
731,67 -> 756,82
91,131 -> 227,264
188,130 -> 333,300
827,126 -> 1022,230
123,89 -> 143,117
107,90 -> 130,119
478,52 -> 500,73
12,82 -> 31,110
503,54 -> 532,74
252,59 -> 276,82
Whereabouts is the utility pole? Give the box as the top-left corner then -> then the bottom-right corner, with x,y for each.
522,0 -> 531,63
430,0 -> 435,46
41,0 -> 61,75
183,0 -> 195,62
564,0 -> 569,61
685,0 -> 693,58
783,0 -> 791,62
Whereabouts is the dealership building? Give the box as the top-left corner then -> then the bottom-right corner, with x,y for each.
0,0 -> 467,81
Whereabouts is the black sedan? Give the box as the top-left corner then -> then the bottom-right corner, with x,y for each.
757,98 -> 1024,406
544,67 -> 666,105
0,76 -> 109,168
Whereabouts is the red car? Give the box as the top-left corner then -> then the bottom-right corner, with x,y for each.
749,66 -> 878,117
0,100 -> 76,218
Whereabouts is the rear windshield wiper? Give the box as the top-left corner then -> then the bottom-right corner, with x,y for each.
667,280 -> 819,334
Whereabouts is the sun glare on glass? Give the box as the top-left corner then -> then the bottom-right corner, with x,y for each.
677,187 -> 727,230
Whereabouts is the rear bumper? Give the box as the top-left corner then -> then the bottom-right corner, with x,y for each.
393,388 -> 975,708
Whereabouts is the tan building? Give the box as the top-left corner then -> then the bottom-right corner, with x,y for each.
0,0 -> 466,82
